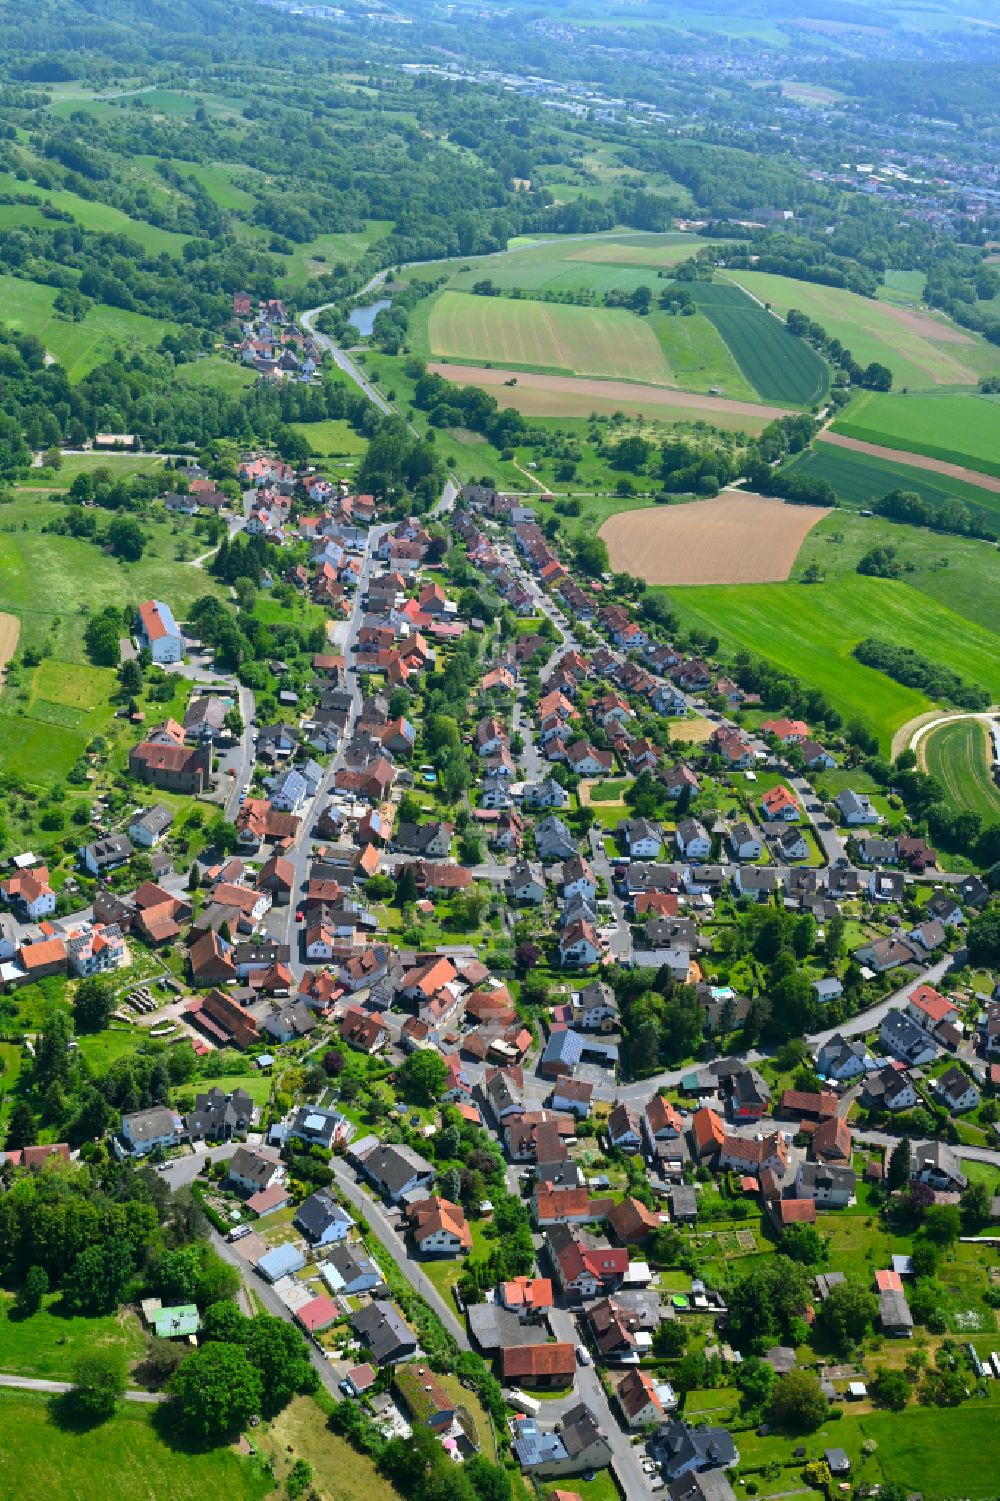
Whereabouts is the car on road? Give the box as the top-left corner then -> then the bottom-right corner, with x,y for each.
227,1224 -> 252,1242
295,909 -> 305,922
242,781 -> 252,794
575,1344 -> 592,1366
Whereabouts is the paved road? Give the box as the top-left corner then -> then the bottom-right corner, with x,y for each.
261,523 -> 388,977
222,683 -> 258,821
328,1157 -> 470,1350
548,1307 -> 652,1498
159,1142 -> 241,1192
0,1373 -> 166,1403
300,307 -> 394,417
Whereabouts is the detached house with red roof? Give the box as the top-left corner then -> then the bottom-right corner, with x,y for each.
135,600 -> 183,664
761,785 -> 800,823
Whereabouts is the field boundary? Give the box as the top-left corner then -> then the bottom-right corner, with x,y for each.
0,614 -> 18,685
828,422 -> 1000,481
818,431 -> 1000,492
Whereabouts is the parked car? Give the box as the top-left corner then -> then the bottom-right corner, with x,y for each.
575,1344 -> 592,1366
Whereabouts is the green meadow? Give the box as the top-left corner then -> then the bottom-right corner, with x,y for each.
786,440 -> 1000,524
833,389 -> 1000,477
0,274 -> 179,380
669,572 -> 1000,748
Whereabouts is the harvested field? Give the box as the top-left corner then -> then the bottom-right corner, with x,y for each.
817,431 -> 1000,494
0,612 -> 19,682
600,492 -> 830,585
427,364 -> 787,432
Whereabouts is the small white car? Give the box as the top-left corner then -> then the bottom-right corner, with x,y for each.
575,1344 -> 592,1366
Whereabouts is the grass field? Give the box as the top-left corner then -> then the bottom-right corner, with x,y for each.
728,269 -> 1000,388
289,419 -> 368,459
922,718 -> 1000,820
170,159 -> 258,213
270,221 -> 394,289
256,1395 -> 402,1501
176,356 -> 257,395
423,291 -> 674,385
647,310 -> 758,400
0,274 -> 178,380
689,283 -> 828,406
405,231 -> 709,296
0,1293 -> 146,1380
785,441 -> 1000,524
669,572 -> 1000,748
0,1391 -> 270,1501
792,509 -> 1000,636
833,390 -> 1000,478
0,168 -> 189,257
877,268 -> 927,304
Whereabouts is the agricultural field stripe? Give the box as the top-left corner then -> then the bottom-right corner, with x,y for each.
817,431 -> 1000,494
425,364 -> 791,421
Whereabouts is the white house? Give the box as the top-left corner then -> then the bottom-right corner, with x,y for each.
836,789 -> 881,826
559,920 -> 600,968
136,600 -> 183,665
935,1065 -> 980,1114
675,819 -> 711,860
120,1106 -> 181,1157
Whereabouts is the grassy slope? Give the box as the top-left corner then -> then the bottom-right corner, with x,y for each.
728,268 -> 1000,387
792,510 -> 1000,637
175,356 -> 257,395
0,274 -> 178,380
669,572 -> 1000,748
0,168 -> 190,257
922,718 -> 1000,821
0,1391 -> 269,1501
0,1293 -> 145,1379
833,389 -> 1000,477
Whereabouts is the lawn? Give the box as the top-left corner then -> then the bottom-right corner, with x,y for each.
256,1394 -> 403,1501
727,269 -> 1000,388
0,273 -> 179,380
668,572 -> 1000,749
922,717 -> 1000,821
791,509 -> 1000,637
270,221 -> 395,289
0,1391 -> 270,1501
833,390 -> 1000,478
786,441 -> 1000,524
0,1293 -> 146,1380
423,290 -> 674,385
689,282 -> 828,406
543,1471 -> 617,1501
24,454 -> 167,489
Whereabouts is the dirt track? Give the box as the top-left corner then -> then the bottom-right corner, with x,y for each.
0,613 -> 20,682
817,431 -> 1000,494
599,492 -> 830,585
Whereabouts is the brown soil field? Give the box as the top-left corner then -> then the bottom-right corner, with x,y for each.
880,304 -> 975,345
0,613 -> 19,681
427,364 -> 787,433
600,491 -> 830,585
817,430 -> 1000,494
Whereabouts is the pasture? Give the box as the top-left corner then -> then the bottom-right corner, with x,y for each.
175,355 -> 257,395
921,718 -> 1000,821
689,283 -> 829,406
424,291 -> 674,384
832,390 -> 1000,478
270,221 -> 394,288
668,572 -> 1000,748
289,418 -> 368,459
0,274 -> 179,380
425,364 -> 784,432
600,493 -> 830,584
785,441 -> 1000,522
792,510 -> 1000,637
727,269 -> 1000,387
